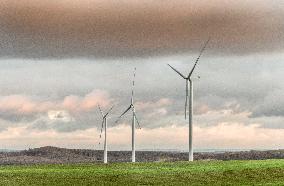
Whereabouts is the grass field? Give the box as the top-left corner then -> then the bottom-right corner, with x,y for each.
0,159 -> 283,185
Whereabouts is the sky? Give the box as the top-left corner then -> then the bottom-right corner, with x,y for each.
0,0 -> 284,150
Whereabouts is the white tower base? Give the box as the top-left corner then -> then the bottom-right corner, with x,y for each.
103,118 -> 108,164
189,81 -> 193,161
132,111 -> 136,162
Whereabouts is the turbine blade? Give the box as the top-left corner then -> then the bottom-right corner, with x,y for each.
115,105 -> 132,123
97,105 -> 104,118
168,64 -> 186,79
99,119 -> 104,144
185,81 -> 188,120
134,112 -> 141,129
100,120 -> 104,137
131,68 -> 136,103
188,38 -> 210,78
105,105 -> 114,116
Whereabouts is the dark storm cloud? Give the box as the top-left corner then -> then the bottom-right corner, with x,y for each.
0,0 -> 284,58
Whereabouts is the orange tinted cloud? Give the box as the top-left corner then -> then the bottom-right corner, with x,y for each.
0,89 -> 111,115
63,90 -> 111,112
0,95 -> 51,115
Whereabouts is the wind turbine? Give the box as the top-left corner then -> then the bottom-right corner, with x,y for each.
168,38 -> 210,161
116,67 -> 141,163
98,105 -> 114,164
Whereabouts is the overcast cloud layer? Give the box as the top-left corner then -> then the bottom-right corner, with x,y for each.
1,0 -> 284,58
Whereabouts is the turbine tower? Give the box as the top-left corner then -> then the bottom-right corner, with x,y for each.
116,67 -> 141,163
168,39 -> 210,161
98,105 -> 114,164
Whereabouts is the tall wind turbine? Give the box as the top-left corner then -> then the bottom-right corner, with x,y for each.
168,39 -> 210,161
116,67 -> 141,163
98,105 -> 114,164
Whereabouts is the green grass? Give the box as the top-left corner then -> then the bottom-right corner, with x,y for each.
0,159 -> 283,185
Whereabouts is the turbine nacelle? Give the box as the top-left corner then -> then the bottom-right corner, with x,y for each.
167,65 -> 199,82
115,103 -> 141,129
115,67 -> 141,129
98,105 -> 114,144
98,105 -> 114,119
168,38 -> 210,120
